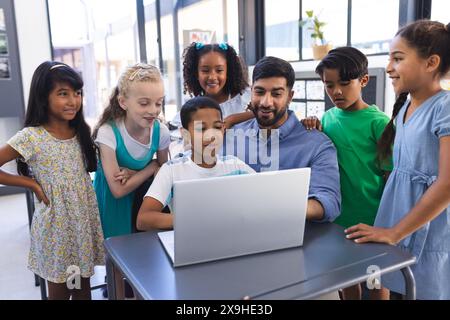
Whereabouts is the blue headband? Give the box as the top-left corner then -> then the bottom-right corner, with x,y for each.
195,42 -> 205,50
194,42 -> 229,51
218,42 -> 228,51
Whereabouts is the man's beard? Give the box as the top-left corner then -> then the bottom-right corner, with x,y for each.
252,104 -> 288,128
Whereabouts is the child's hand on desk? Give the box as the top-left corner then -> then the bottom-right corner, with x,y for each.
114,167 -> 137,185
344,223 -> 401,245
32,181 -> 50,206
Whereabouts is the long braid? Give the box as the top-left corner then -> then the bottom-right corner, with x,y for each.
377,92 -> 409,162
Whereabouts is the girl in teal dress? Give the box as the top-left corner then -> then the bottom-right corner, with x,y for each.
93,63 -> 170,239
345,20 -> 450,299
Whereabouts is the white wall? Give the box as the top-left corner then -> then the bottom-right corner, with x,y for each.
14,0 -> 52,107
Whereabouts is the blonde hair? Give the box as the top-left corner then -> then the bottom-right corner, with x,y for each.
93,63 -> 163,139
117,63 -> 162,98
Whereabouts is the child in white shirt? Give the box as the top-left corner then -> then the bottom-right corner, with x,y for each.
137,96 -> 255,230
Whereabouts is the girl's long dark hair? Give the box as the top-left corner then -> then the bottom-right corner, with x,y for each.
182,43 -> 249,97
18,61 -> 97,176
377,92 -> 408,162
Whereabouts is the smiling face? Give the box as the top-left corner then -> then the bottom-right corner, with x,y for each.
118,80 -> 164,129
386,36 -> 434,95
47,82 -> 82,122
197,51 -> 228,100
322,68 -> 368,111
251,77 -> 293,129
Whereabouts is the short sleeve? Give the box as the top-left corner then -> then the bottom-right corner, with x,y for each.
7,128 -> 35,161
158,122 -> 171,150
431,93 -> 450,138
95,124 -> 117,150
144,163 -> 173,206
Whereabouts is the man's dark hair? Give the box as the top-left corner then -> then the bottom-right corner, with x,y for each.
252,56 -> 295,89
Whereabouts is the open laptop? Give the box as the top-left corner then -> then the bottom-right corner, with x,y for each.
158,167 -> 311,267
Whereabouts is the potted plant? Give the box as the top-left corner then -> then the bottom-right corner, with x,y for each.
300,10 -> 333,60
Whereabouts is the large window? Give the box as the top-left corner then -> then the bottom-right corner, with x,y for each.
264,0 -> 400,61
48,0 -> 138,127
143,0 -> 161,68
431,0 -> 449,24
301,0 -> 347,60
265,0 -> 300,61
143,0 -> 240,121
156,0 -> 178,121
351,0 -> 399,55
431,0 -> 450,90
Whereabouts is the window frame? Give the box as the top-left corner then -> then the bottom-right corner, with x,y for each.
262,0 -> 432,63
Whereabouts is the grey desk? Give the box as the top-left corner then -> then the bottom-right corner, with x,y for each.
104,222 -> 416,300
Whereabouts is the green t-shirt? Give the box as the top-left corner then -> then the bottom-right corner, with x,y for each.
321,105 -> 392,229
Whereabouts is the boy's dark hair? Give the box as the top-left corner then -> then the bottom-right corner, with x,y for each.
180,96 -> 223,129
252,56 -> 295,89
377,20 -> 450,162
19,61 -> 97,176
182,43 -> 249,97
315,46 -> 368,81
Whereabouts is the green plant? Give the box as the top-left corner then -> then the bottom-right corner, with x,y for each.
299,10 -> 327,45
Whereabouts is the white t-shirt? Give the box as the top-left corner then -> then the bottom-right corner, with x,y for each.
95,119 -> 171,159
220,88 -> 251,118
145,154 -> 255,209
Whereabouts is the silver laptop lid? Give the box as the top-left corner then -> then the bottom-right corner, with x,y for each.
172,168 -> 311,267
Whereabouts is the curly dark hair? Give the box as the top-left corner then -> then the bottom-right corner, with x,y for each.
182,43 -> 249,97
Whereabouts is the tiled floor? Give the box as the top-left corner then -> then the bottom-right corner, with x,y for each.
0,193 -> 106,300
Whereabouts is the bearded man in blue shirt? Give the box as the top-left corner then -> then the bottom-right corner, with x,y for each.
224,56 -> 341,222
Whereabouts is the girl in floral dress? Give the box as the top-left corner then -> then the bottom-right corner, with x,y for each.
0,61 -> 104,300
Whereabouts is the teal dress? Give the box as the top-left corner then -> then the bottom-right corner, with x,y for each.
94,121 -> 160,239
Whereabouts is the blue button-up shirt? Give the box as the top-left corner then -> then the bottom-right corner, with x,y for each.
224,111 -> 341,222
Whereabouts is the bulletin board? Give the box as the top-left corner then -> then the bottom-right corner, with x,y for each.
291,68 -> 386,120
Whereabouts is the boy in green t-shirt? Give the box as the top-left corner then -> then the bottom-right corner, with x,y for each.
302,47 -> 392,300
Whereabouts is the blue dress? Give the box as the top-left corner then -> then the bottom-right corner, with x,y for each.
374,90 -> 450,299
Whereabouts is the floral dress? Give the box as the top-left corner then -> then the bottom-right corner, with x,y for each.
8,127 -> 105,283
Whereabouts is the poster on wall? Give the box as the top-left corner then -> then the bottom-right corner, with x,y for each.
0,57 -> 10,79
183,29 -> 216,48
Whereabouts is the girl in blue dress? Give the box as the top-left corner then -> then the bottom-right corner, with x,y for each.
345,20 -> 450,299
